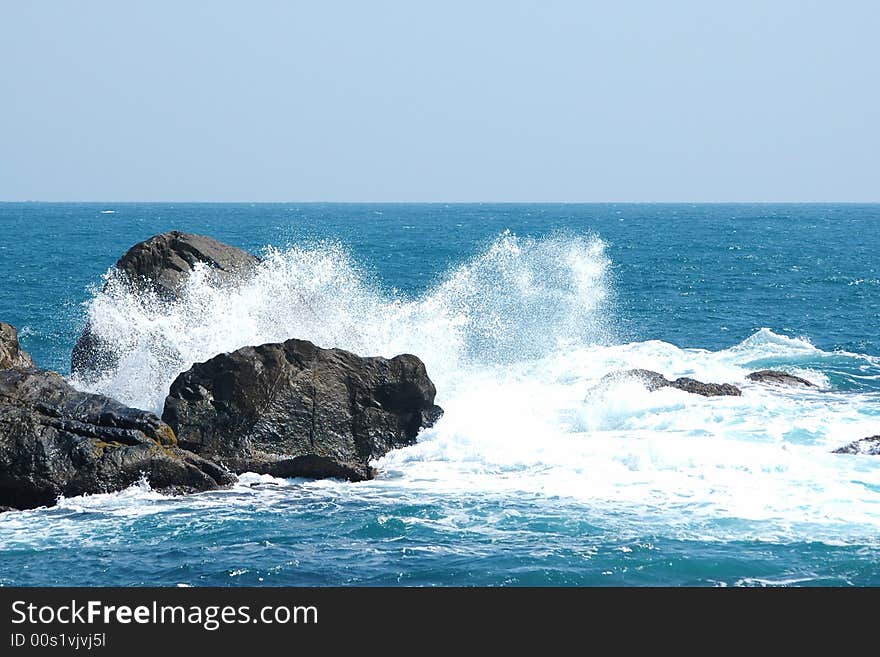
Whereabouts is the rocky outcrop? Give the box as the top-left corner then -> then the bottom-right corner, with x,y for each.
600,369 -> 742,397
832,436 -> 880,456
113,231 -> 260,299
72,232 -> 260,379
0,367 -> 234,510
163,338 -> 443,481
746,369 -> 816,388
0,323 -> 34,369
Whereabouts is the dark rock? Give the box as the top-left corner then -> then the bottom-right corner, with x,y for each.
163,338 -> 443,481
600,369 -> 742,397
670,377 -> 742,397
114,231 -> 260,299
600,368 -> 670,391
70,330 -> 116,380
0,368 -> 235,510
0,323 -> 34,369
72,232 -> 260,379
832,436 -> 880,456
746,369 -> 816,388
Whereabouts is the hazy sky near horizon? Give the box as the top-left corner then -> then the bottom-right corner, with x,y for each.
1,1 -> 878,202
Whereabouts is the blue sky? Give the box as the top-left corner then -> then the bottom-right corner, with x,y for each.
1,1 -> 877,201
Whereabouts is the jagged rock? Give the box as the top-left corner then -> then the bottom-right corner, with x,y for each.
71,231 -> 260,379
0,368 -> 235,510
746,369 -> 816,388
0,323 -> 34,369
832,436 -> 880,456
600,369 -> 742,397
163,338 -> 443,481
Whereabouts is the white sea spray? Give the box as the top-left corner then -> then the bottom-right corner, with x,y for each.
60,231 -> 880,544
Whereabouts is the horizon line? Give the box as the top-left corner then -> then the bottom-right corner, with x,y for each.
2,200 -> 880,205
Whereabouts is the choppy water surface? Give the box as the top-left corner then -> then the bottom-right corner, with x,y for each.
2,203 -> 879,586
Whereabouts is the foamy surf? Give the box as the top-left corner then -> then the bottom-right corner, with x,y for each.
60,231 -> 880,546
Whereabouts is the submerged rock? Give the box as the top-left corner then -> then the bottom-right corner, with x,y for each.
670,377 -> 742,397
163,338 -> 443,481
601,368 -> 669,391
0,323 -> 34,369
746,369 -> 816,388
0,368 -> 234,510
71,231 -> 260,379
832,436 -> 880,456
600,369 -> 742,397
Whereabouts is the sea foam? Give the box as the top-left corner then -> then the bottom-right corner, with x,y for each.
66,231 -> 880,544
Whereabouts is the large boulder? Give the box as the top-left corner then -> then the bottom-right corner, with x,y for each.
0,322 -> 34,369
0,368 -> 235,510
113,231 -> 260,299
72,232 -> 260,379
832,436 -> 880,456
746,369 -> 816,388
599,369 -> 742,397
162,339 -> 443,481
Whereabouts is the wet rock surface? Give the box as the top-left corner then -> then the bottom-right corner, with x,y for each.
832,436 -> 880,456
71,232 -> 259,379
600,369 -> 742,397
746,369 -> 816,388
0,323 -> 34,370
0,367 -> 234,510
113,231 -> 260,299
163,338 -> 443,481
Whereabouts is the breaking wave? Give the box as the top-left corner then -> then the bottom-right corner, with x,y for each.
66,230 -> 880,544
71,230 -> 615,412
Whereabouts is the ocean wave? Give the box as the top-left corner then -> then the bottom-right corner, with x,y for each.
60,232 -> 880,544
71,230 -> 615,412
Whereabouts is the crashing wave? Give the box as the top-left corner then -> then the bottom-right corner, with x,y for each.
63,231 -> 880,543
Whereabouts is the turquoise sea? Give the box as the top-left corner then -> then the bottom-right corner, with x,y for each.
2,203 -> 880,586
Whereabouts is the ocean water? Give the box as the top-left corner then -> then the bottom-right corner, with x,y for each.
2,202 -> 880,586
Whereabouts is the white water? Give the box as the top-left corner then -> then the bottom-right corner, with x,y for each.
68,232 -> 880,544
